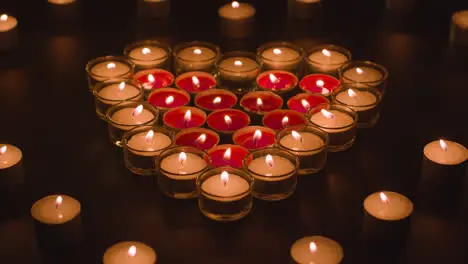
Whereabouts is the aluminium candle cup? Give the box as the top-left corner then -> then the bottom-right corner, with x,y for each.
47,0 -> 80,22
338,60 -> 388,95
240,91 -> 283,125
0,14 -> 18,51
197,167 -> 254,221
307,103 -> 358,152
243,148 -> 299,201
173,41 -> 220,75
123,40 -> 171,71
85,56 -> 135,91
92,79 -> 144,120
215,51 -> 262,95
106,101 -> 159,147
122,125 -> 174,176
206,109 -> 251,144
331,83 -> 382,128
175,127 -> 220,151
287,0 -> 322,20
158,146 -> 209,199
450,10 -> 468,47
0,143 -> 26,218
305,45 -> 352,77
232,126 -> 277,152
137,0 -> 170,20
277,125 -> 328,175
147,88 -> 191,126
257,41 -> 305,77
218,1 -> 256,39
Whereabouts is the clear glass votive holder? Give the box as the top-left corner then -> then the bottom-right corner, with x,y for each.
173,41 -> 221,75
277,125 -> 328,175
305,44 -> 352,76
106,101 -> 159,147
93,79 -> 144,120
332,83 -> 383,128
197,167 -> 254,221
122,126 -> 174,176
257,41 -> 305,76
244,148 -> 299,201
338,60 -> 388,95
158,146 -> 209,199
86,56 -> 135,90
307,103 -> 358,152
216,51 -> 262,95
123,40 -> 171,71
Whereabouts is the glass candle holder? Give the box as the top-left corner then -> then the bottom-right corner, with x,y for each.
256,70 -> 299,99
86,56 -> 135,90
307,103 -> 357,152
332,83 -> 382,128
93,79 -> 144,120
147,88 -> 190,123
206,109 -> 251,144
240,91 -> 283,125
208,144 -> 249,169
197,167 -> 254,221
339,60 -> 388,94
173,41 -> 221,75
257,41 -> 304,76
106,101 -> 159,147
158,146 -> 209,199
123,40 -> 171,71
175,127 -> 220,150
287,93 -> 329,114
218,2 -> 256,39
262,109 -> 307,132
133,68 -> 174,94
216,51 -> 261,95
194,89 -> 238,112
232,126 -> 276,151
243,148 -> 299,201
122,125 -> 174,176
305,44 -> 352,76
277,125 -> 328,175
299,73 -> 341,97
450,10 -> 468,47
175,71 -> 217,99
162,106 -> 207,132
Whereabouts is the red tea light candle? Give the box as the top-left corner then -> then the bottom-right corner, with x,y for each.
175,71 -> 217,94
134,68 -> 174,91
207,109 -> 250,134
175,128 -> 220,150
287,93 -> 330,114
256,70 -> 298,94
148,88 -> 190,111
240,91 -> 283,116
262,109 -> 307,131
208,144 -> 249,168
233,126 -> 276,150
194,89 -> 238,112
163,106 -> 207,131
299,74 -> 340,96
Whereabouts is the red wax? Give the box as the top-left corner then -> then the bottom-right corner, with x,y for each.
194,89 -> 238,111
207,109 -> 250,133
163,106 -> 207,130
175,128 -> 220,150
148,88 -> 190,109
262,110 -> 307,131
287,93 -> 330,114
175,71 -> 216,93
240,91 -> 283,113
257,70 -> 298,92
208,144 -> 249,168
233,126 -> 276,150
299,74 -> 340,95
134,69 -> 174,90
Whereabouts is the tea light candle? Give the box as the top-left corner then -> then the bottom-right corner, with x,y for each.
96,81 -> 142,105
160,152 -> 207,177
451,10 -> 468,46
208,144 -> 249,168
124,41 -> 170,68
290,236 -> 344,264
299,74 -> 341,96
127,129 -> 173,156
262,110 -> 307,131
287,93 -> 329,114
0,14 -> 17,32
258,42 -> 303,71
134,69 -> 174,91
89,59 -> 132,82
47,0 -> 79,21
194,89 -> 238,112
288,0 -> 322,20
0,14 -> 18,50
111,104 -> 156,129
201,171 -> 250,198
423,139 -> 467,166
147,88 -> 190,111
174,42 -> 220,74
306,46 -> 350,74
217,56 -> 260,81
175,128 -> 220,150
103,241 -> 157,264
206,109 -> 250,134
0,144 -> 24,188
334,88 -> 377,111
175,71 -> 217,94
233,126 -> 276,150
342,66 -> 382,83
309,108 -> 354,133
240,91 -> 283,124
256,70 -> 298,94
218,1 -> 256,39
137,0 -> 170,19
163,106 -> 207,131
248,154 -> 295,177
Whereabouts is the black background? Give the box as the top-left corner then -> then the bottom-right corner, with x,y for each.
0,0 -> 467,263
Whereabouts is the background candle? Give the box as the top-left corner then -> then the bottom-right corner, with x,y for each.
306,45 -> 351,75
103,241 -> 157,264
137,0 -> 170,19
208,144 -> 249,168
218,1 -> 256,39
124,40 -> 170,69
288,0 -> 322,20
86,56 -> 134,89
451,10 -> 468,46
257,42 -> 304,73
287,93 -> 329,114
0,144 -> 25,216
0,14 -> 18,50
194,89 -> 238,112
134,69 -> 174,91
173,41 -> 220,75
175,127 -> 220,150
290,236 -> 344,264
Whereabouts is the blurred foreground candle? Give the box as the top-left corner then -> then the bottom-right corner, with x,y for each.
47,0 -> 79,21
123,126 -> 174,176
299,74 -> 341,97
124,40 -> 171,70
306,45 -> 351,76
262,109 -> 307,131
163,106 -> 207,132
208,144 -> 249,168
158,146 -> 209,199
307,103 -> 357,152
257,42 -> 304,75
240,91 -> 283,125
194,89 -> 237,112
287,93 -> 329,114
86,56 -> 134,90
339,61 -> 388,93
216,51 -> 261,95
103,241 -> 157,264
133,68 -> 174,92
290,236 -> 343,264
219,1 -> 255,39
0,14 -> 18,50
175,71 -> 217,96
173,41 -> 220,75
31,195 -> 82,248
175,127 -> 220,150
288,0 -> 322,20
206,109 -> 250,144
197,167 -> 253,221
233,126 -> 276,151
451,10 -> 468,47
137,0 -> 170,19
363,191 -> 413,246
277,125 -> 328,175
244,148 -> 298,200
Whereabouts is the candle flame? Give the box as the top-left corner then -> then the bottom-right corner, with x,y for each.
348,89 -> 357,98
213,96 -> 222,104
107,62 -> 116,69
128,246 -> 137,257
165,95 -> 174,105
133,105 -> 144,117
281,116 -> 289,127
439,139 -> 448,151
58,213 -> 63,219
145,130 -> 154,142
309,242 -> 317,253
221,171 -> 229,186
224,115 -> 232,126
193,49 -> 202,55
231,1 -> 240,8
0,146 -> 6,155
266,154 -> 274,169
291,130 -> 302,142
316,80 -> 324,87
257,98 -> 263,108
142,47 -> 151,55
148,74 -> 155,83
184,109 -> 192,124
253,129 -> 262,142
179,152 -> 187,164
320,109 -> 335,119
192,76 -> 200,87
269,73 -> 279,84
356,67 -> 364,75
380,192 -> 389,204
301,99 -> 311,110
273,48 -> 282,55
0,14 -> 8,22
322,49 -> 331,57
196,134 -> 207,145
55,196 -> 63,207
234,60 -> 243,66
223,148 -> 231,160
118,82 -> 126,92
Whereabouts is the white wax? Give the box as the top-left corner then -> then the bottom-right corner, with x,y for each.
364,191 -> 413,221
279,132 -> 324,155
201,173 -> 250,199
218,2 -> 256,20
128,46 -> 168,67
423,140 -> 467,165
48,0 -> 76,4
334,89 -> 377,111
218,56 -> 259,79
248,155 -> 295,179
0,144 -> 22,169
290,236 -> 343,264
91,61 -> 131,81
31,195 -> 81,225
127,131 -> 172,156
160,152 -> 207,179
342,67 -> 382,83
111,107 -> 155,129
97,83 -> 140,105
0,15 -> 18,32
103,241 -> 157,264
308,49 -> 348,72
452,10 -> 468,29
309,110 -> 354,132
177,46 -> 216,62
261,46 -> 301,69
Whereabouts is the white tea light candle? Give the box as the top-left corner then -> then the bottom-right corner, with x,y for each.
258,42 -> 304,73
103,241 -> 157,264
309,109 -> 354,132
174,42 -> 220,74
218,1 -> 256,39
127,130 -> 172,156
124,40 -> 170,69
307,46 -> 350,74
290,236 -> 344,264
